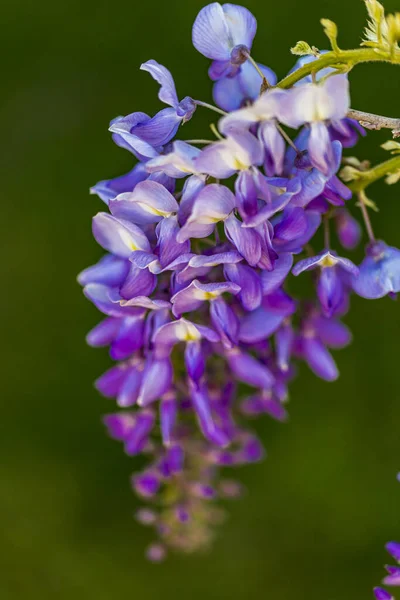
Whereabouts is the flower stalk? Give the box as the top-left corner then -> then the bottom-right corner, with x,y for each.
277,48 -> 400,89
348,155 -> 400,191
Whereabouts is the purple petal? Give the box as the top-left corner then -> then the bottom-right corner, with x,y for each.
119,265 -> 156,300
109,115 -> 161,160
153,318 -> 208,355
308,122 -> 335,176
188,250 -> 243,269
86,317 -> 121,348
196,323 -> 220,342
90,164 -> 149,205
224,262 -> 262,311
302,336 -> 339,381
241,393 -> 288,421
279,75 -> 349,128
386,542 -> 400,563
243,191 -> 294,229
103,412 -> 136,442
155,215 -> 190,268
95,365 -> 127,398
274,205 -> 308,242
261,253 -> 293,295
374,588 -> 393,600
226,349 -> 275,388
137,357 -> 173,406
194,141 -> 237,179
84,283 -> 143,317
133,472 -> 160,497
330,117 -> 366,148
110,180 -> 178,225
195,130 -> 263,178
192,3 -> 233,60
293,250 -> 340,276
192,3 -> 256,61
146,141 -> 201,178
324,176 -> 351,206
132,107 -> 182,147
92,213 -> 151,258
229,128 -> 264,166
190,383 -> 230,447
213,61 -> 276,112
383,571 -> 400,586
129,250 -> 158,270
290,168 -> 328,208
263,288 -> 296,315
260,121 -> 285,176
353,243 -> 400,299
238,435 -> 265,463
314,316 -> 352,349
78,255 -> 130,287
275,323 -> 294,372
317,267 -> 344,318
160,394 -> 177,446
209,296 -> 239,348
336,209 -> 362,250
117,296 -> 171,311
185,340 -> 205,382
224,214 -> 262,266
140,59 -> 179,107
235,169 -> 258,218
222,3 -> 257,50
218,85 -> 284,132
165,444 -> 184,474
239,306 -> 285,343
171,279 -> 240,317
177,184 -> 236,242
117,365 -> 143,407
110,315 -> 145,360
274,210 -> 321,253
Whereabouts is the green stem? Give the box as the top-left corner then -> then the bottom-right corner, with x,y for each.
358,191 -> 376,242
276,48 -> 400,89
276,124 -> 299,153
195,100 -> 227,116
348,155 -> 400,192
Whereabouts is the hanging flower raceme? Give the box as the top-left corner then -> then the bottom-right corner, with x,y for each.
78,0 -> 400,564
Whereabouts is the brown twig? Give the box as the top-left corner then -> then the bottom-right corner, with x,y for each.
347,108 -> 400,138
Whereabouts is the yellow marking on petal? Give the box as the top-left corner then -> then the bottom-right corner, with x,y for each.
232,158 -> 248,171
136,202 -> 173,216
320,254 -> 338,268
119,228 -> 140,251
178,164 -> 195,174
176,320 -> 201,342
203,291 -> 219,300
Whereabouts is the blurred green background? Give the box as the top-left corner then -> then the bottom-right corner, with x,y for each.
2,0 -> 400,597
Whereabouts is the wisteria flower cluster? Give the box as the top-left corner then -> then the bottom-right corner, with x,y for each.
79,0 -> 400,580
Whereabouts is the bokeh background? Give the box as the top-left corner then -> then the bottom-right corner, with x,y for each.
2,0 -> 400,597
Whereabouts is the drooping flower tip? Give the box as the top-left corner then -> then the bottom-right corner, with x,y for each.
386,541 -> 400,563
135,508 -> 157,526
146,543 -> 167,563
374,587 -> 393,600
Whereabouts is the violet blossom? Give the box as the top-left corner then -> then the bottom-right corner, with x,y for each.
78,1 -> 400,564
